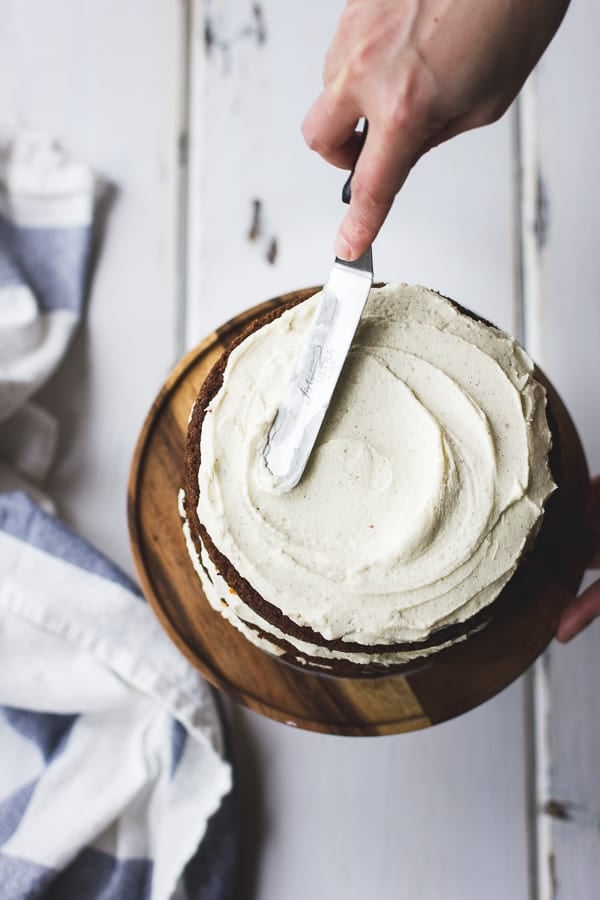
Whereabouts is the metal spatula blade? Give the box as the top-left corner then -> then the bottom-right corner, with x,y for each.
263,120 -> 372,493
263,247 -> 373,492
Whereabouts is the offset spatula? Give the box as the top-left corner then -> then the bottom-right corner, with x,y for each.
263,123 -> 373,493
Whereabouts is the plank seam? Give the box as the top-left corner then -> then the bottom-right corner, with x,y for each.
175,0 -> 194,359
183,0 -> 212,351
516,72 -> 555,900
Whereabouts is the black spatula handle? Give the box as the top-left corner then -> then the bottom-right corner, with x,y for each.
342,119 -> 369,205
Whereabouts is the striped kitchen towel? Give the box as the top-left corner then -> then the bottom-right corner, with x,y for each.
0,491 -> 235,900
0,125 -> 237,899
0,121 -> 94,502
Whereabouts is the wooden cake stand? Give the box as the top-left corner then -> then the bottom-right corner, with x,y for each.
128,288 -> 590,736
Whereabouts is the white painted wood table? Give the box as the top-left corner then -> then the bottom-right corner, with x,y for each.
1,2 -> 598,898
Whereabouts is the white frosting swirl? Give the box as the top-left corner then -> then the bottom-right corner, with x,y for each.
194,284 -> 555,664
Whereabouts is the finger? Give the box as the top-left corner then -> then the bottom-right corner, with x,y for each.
586,474 -> 600,567
319,131 -> 365,173
302,87 -> 362,170
334,120 -> 426,260
556,579 -> 600,642
588,473 -> 600,516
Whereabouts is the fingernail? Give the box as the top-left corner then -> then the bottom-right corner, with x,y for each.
556,618 -> 576,643
556,609 -> 591,643
335,233 -> 352,261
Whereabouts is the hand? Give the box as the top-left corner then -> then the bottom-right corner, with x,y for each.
557,475 -> 600,642
303,0 -> 570,260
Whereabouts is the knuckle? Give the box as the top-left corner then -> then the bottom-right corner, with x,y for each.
302,119 -> 326,155
389,92 -> 416,132
385,59 -> 437,135
388,86 -> 423,133
338,3 -> 363,43
344,39 -> 377,84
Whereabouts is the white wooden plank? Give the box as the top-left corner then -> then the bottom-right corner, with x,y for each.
527,0 -> 600,896
189,3 -> 532,899
230,684 -> 532,900
0,0 -> 184,573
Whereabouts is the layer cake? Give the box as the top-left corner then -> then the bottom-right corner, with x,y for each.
180,284 -> 556,675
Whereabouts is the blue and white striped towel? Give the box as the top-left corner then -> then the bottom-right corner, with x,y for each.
0,121 -> 95,507
0,124 -> 236,899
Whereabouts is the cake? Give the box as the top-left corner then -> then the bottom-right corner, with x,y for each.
180,284 -> 556,676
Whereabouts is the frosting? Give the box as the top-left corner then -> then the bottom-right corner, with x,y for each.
191,284 -> 556,667
181,495 -> 472,669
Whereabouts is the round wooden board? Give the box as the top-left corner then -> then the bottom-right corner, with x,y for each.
128,289 -> 591,736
